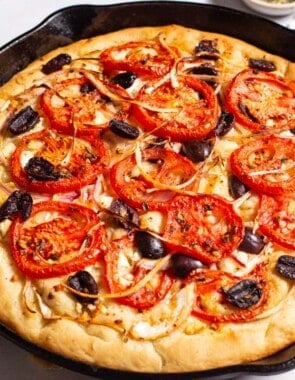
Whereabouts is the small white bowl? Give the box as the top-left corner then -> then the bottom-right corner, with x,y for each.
242,0 -> 295,16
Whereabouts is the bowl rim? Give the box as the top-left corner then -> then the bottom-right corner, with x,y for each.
244,0 -> 295,9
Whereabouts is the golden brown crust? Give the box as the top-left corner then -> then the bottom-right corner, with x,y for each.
0,24 -> 295,374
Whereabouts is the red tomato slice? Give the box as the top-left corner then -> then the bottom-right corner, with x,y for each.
132,75 -> 219,141
10,129 -> 110,194
258,194 -> 295,250
230,135 -> 295,196
225,69 -> 295,131
104,236 -> 174,310
110,148 -> 198,209
99,41 -> 178,78
190,268 -> 268,323
40,76 -> 130,134
10,201 -> 105,279
162,194 -> 244,264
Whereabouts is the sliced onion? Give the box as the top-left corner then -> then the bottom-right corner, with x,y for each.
22,280 -> 37,314
35,291 -> 61,320
130,283 -> 195,340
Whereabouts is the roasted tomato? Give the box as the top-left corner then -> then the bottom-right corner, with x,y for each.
10,129 -> 109,194
190,267 -> 268,323
161,194 -> 244,264
40,76 -> 130,134
104,235 -> 174,310
225,69 -> 295,132
230,135 -> 295,196
99,40 -> 178,78
132,75 -> 219,141
258,194 -> 295,250
10,201 -> 105,279
110,148 -> 198,209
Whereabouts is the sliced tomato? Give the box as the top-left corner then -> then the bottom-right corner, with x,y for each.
10,201 -> 105,279
109,148 -> 198,209
40,76 -> 130,134
104,235 -> 174,310
10,129 -> 110,194
258,194 -> 295,250
99,41 -> 178,78
132,75 -> 219,141
162,194 -> 244,264
230,135 -> 295,196
225,69 -> 295,131
190,267 -> 268,323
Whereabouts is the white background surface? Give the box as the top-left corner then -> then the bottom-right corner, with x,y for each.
0,1 -> 295,379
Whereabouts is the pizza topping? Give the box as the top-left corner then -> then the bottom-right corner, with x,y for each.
230,135 -> 295,195
189,65 -> 218,77
195,39 -> 220,59
181,138 -> 214,163
134,230 -> 166,259
24,157 -> 62,182
67,270 -> 99,304
248,58 -> 276,72
41,53 -> 72,74
0,190 -> 32,222
7,106 -> 40,135
109,198 -> 139,229
214,111 -> 235,137
275,255 -> 295,280
228,174 -> 250,199
238,227 -> 265,254
109,119 -> 140,139
111,71 -> 137,89
170,253 -> 207,278
222,279 -> 263,309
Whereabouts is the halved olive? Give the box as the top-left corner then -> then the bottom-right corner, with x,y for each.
67,270 -> 98,304
222,279 -> 262,309
134,231 -> 166,259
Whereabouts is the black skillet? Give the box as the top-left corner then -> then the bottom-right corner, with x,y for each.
0,2 -> 295,379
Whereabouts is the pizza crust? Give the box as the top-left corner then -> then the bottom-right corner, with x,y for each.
0,24 -> 295,374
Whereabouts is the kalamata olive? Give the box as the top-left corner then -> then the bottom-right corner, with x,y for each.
238,227 -> 265,254
41,53 -> 72,74
181,139 -> 213,163
275,255 -> 295,279
80,82 -> 96,94
109,119 -> 140,140
214,111 -> 235,137
222,279 -> 262,309
189,65 -> 218,76
249,58 -> 276,72
228,174 -> 249,199
110,199 -> 139,229
0,190 -> 32,222
67,271 -> 98,304
170,253 -> 206,278
238,102 -> 259,123
134,230 -> 166,259
111,71 -> 137,89
24,157 -> 61,181
195,39 -> 219,59
7,106 -> 40,135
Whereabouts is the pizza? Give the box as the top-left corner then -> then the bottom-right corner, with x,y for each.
0,24 -> 295,374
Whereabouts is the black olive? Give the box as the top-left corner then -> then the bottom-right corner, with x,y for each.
170,253 -> 206,278
238,102 -> 259,123
228,174 -> 249,199
110,199 -> 139,229
222,279 -> 262,309
215,111 -> 235,137
0,190 -> 32,222
238,227 -> 265,254
109,119 -> 140,140
249,58 -> 276,72
275,255 -> 295,280
111,72 -> 137,89
181,139 -> 213,163
67,271 -> 98,305
7,106 -> 40,135
195,39 -> 219,59
134,231 -> 166,259
80,82 -> 96,94
189,65 -> 218,76
146,137 -> 166,149
41,53 -> 72,74
24,157 -> 61,181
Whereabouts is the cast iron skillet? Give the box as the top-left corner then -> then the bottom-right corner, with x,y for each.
0,2 -> 295,379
